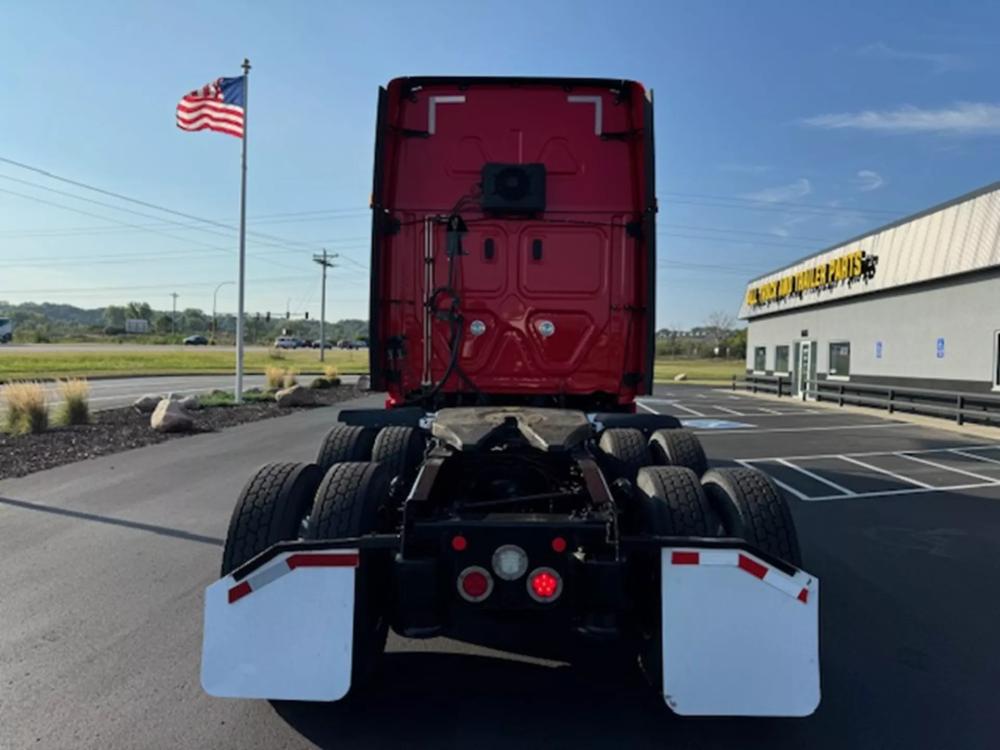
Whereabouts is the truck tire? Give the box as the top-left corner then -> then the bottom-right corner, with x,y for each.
701,467 -> 802,567
370,426 -> 425,486
599,428 -> 650,481
634,466 -> 717,536
306,462 -> 391,690
316,424 -> 378,472
632,466 -> 718,692
648,428 -> 708,477
220,462 -> 324,576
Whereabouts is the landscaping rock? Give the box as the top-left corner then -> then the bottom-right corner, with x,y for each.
133,394 -> 161,413
178,395 -> 201,411
150,398 -> 194,432
275,384 -> 316,407
355,374 -> 371,391
673,373 -> 688,382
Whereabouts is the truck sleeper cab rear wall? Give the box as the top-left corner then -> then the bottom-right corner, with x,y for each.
368,77 -> 656,412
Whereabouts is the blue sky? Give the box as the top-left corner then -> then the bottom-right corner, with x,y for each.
2,0 -> 999,327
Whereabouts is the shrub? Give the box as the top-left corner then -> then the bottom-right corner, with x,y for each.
264,366 -> 285,390
310,377 -> 331,389
282,369 -> 298,389
3,381 -> 49,434
323,364 -> 339,379
55,378 -> 90,425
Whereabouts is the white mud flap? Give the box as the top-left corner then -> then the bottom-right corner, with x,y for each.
201,548 -> 358,701
661,548 -> 820,717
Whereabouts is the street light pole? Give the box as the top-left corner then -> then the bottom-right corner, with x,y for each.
171,292 -> 179,335
212,281 -> 235,341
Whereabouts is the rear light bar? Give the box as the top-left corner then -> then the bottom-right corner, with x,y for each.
457,565 -> 494,603
527,567 -> 563,603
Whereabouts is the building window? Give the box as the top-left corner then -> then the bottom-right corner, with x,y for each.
774,345 -> 790,374
753,346 -> 767,372
828,341 -> 851,379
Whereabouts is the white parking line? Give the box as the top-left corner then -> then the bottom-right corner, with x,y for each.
784,481 -> 1000,503
636,400 -> 659,414
775,459 -> 854,496
834,456 -> 935,489
744,443 -> 1000,463
696,422 -> 906,435
712,405 -> 744,416
666,403 -> 706,417
898,453 -> 1000,483
735,459 -> 810,500
950,448 -> 1000,466
756,406 -> 783,415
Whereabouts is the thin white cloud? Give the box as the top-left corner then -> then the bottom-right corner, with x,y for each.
854,169 -> 885,192
857,41 -> 970,73
742,178 -> 812,204
800,103 -> 1000,135
769,214 -> 809,238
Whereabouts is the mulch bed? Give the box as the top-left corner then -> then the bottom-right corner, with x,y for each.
0,386 -> 359,481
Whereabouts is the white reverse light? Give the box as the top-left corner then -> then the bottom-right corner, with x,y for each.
491,544 -> 529,581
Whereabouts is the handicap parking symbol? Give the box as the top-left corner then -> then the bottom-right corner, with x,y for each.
681,419 -> 754,430
936,337 -> 945,359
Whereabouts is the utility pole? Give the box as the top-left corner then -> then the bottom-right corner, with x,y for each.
171,292 -> 179,335
312,249 -> 336,361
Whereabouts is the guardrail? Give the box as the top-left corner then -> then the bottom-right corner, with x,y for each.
807,379 -> 1000,426
731,374 -> 791,397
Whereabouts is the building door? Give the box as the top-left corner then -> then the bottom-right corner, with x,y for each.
794,340 -> 817,399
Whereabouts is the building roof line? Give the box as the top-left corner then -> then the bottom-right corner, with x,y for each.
744,179 -> 1000,286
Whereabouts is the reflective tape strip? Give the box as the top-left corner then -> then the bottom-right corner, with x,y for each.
227,550 -> 359,605
669,549 -> 811,604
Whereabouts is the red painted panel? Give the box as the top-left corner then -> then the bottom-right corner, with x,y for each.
370,78 -> 654,405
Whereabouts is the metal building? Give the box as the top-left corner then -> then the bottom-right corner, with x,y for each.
739,181 -> 1000,397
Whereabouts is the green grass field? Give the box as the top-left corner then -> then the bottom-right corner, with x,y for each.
652,357 -> 743,384
0,348 -> 368,382
0,347 -> 742,384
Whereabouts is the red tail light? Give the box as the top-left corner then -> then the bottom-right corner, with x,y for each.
527,567 -> 563,603
457,566 -> 493,602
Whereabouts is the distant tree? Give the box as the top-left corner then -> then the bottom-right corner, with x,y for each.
722,328 -> 747,359
153,313 -> 173,334
104,305 -> 127,328
181,308 -> 207,333
126,301 -> 153,322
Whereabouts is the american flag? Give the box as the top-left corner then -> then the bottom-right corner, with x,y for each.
176,77 -> 245,138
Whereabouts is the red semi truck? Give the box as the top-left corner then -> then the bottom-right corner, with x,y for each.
202,77 -> 819,717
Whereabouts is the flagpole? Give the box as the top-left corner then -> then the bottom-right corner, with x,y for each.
235,58 -> 250,404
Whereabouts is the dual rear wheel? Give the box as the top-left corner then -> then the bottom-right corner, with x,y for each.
599,427 -> 708,480
221,422 -> 426,695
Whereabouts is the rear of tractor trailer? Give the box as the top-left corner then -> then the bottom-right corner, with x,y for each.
201,77 -> 820,718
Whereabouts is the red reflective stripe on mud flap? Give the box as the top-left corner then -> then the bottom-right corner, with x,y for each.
737,554 -> 768,580
228,581 -> 252,604
671,551 -> 700,565
286,553 -> 360,570
797,588 -> 809,603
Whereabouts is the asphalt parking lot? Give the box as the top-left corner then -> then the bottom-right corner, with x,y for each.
1,385 -> 998,749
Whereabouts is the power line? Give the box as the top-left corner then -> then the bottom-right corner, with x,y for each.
0,186 -> 307,274
0,156 -> 341,259
659,189 -> 903,218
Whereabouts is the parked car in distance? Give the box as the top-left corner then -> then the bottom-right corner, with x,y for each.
274,336 -> 301,349
310,339 -> 332,349
183,335 -> 208,346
